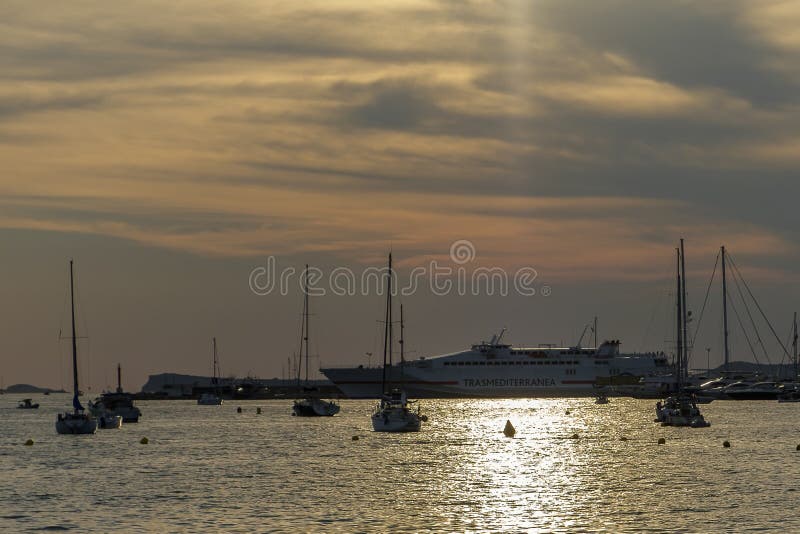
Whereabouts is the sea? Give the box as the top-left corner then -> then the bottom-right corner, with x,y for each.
1,393 -> 799,533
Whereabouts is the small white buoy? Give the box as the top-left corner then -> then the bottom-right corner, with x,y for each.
140,437 -> 149,445
24,439 -> 34,446
503,420 -> 516,437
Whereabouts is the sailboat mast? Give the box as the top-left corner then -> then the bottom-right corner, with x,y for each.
304,265 -> 310,384
212,337 -> 218,385
721,246 -> 730,372
117,363 -> 122,393
380,253 -> 392,395
675,247 -> 683,389
680,238 -> 688,381
593,316 -> 598,348
400,303 -> 405,364
69,260 -> 80,407
793,311 -> 798,380
400,303 -> 405,381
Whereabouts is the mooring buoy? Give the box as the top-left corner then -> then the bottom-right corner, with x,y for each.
24,439 -> 34,446
140,437 -> 149,444
657,437 -> 666,445
352,435 -> 359,441
256,407 -> 262,414
503,420 -> 516,437
723,440 -> 730,448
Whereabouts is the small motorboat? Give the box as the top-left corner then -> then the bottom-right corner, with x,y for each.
17,398 -> 39,409
96,413 -> 123,429
197,392 -> 223,405
655,395 -> 710,428
293,396 -> 340,417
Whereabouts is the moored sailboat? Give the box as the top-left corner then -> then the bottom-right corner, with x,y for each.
198,337 -> 224,405
56,260 -> 97,435
371,253 -> 422,432
292,265 -> 340,417
655,240 -> 710,428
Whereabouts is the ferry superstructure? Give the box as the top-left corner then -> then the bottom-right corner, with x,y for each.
321,332 -> 670,398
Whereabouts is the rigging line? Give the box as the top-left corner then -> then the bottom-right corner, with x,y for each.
59,274 -> 69,391
639,281 -> 668,352
727,253 -> 792,360
691,251 -> 720,350
779,322 -> 795,378
640,260 -> 675,352
728,258 -> 771,366
727,288 -> 760,364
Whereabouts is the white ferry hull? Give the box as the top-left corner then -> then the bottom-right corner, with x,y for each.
322,341 -> 669,399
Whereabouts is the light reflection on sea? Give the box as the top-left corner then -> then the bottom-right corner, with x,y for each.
1,394 -> 799,532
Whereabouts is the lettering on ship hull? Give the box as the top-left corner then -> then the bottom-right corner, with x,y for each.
463,377 -> 556,388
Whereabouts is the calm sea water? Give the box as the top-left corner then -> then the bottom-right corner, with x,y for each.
1,393 -> 799,532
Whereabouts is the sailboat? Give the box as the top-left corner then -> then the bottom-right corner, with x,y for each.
371,253 -> 422,432
654,240 -> 710,428
89,364 -> 142,422
56,260 -> 98,435
198,337 -> 224,405
292,265 -> 340,417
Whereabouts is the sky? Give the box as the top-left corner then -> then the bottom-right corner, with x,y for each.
1,0 -> 799,391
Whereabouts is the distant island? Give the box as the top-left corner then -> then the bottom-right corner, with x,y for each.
2,384 -> 66,394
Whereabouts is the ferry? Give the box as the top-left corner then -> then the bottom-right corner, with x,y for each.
321,331 -> 670,398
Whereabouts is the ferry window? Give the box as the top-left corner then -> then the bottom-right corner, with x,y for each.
479,362 -> 486,365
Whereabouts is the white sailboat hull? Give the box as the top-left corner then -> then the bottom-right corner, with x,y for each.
371,406 -> 421,432
56,413 -> 97,435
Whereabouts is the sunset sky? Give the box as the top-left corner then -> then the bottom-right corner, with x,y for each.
2,0 -> 799,391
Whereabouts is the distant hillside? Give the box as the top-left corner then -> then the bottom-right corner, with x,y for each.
4,384 -> 64,394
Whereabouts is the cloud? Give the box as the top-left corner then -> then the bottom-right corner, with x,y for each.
0,0 -> 797,283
